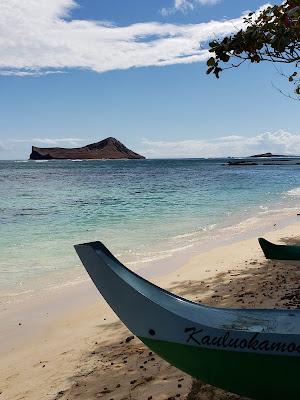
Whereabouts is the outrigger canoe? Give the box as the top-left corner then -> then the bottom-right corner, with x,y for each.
259,237 -> 300,260
75,241 -> 300,400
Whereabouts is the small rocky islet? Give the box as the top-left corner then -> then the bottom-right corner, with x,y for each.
226,152 -> 300,166
29,137 -> 145,160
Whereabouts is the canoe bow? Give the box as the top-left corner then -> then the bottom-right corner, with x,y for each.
259,237 -> 300,260
75,241 -> 300,400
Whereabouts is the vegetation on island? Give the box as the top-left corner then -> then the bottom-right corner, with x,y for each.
207,0 -> 300,99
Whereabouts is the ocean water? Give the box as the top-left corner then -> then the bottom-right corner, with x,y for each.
1,159 -> 300,298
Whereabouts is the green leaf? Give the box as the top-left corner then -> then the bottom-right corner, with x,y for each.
207,57 -> 215,67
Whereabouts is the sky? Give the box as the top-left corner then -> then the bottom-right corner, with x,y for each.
1,0 -> 300,159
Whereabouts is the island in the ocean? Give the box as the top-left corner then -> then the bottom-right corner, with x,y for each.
249,152 -> 285,158
29,137 -> 145,160
226,152 -> 300,166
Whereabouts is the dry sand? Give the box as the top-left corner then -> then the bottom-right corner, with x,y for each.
1,219 -> 300,400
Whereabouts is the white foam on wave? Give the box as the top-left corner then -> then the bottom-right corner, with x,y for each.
1,289 -> 33,297
46,276 -> 89,291
127,244 -> 195,266
220,216 -> 263,233
171,224 -> 216,240
258,206 -> 298,215
172,231 -> 200,240
286,187 -> 300,197
128,253 -> 171,266
259,205 -> 268,211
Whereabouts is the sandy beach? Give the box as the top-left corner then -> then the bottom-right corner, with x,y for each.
1,217 -> 300,400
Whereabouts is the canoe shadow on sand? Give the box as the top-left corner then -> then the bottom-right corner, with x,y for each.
280,235 -> 300,246
54,255 -> 300,400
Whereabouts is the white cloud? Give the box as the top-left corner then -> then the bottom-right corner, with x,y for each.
32,138 -> 86,146
0,137 -> 90,159
0,70 -> 65,77
140,131 -> 300,158
2,131 -> 300,159
161,0 -> 221,16
0,0 -> 267,76
12,138 -> 86,147
0,141 -> 6,151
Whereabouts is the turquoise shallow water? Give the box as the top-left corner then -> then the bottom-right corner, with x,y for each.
1,159 -> 300,296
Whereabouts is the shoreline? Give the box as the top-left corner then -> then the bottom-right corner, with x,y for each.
1,215 -> 300,399
1,180 -> 299,302
1,209 -> 299,357
1,200 -> 299,302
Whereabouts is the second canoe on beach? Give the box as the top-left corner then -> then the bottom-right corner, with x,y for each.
259,237 -> 300,260
75,241 -> 300,400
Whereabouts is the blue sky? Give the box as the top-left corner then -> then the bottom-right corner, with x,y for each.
1,0 -> 300,159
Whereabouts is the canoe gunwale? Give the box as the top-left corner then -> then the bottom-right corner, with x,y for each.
75,241 -> 300,337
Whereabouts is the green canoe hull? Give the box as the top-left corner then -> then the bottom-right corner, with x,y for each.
259,238 -> 300,261
141,337 -> 299,400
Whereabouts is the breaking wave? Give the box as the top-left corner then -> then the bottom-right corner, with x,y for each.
286,187 -> 300,197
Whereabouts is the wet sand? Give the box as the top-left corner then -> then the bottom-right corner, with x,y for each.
1,220 -> 300,400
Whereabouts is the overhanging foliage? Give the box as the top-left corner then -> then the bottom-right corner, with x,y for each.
207,1 -> 300,97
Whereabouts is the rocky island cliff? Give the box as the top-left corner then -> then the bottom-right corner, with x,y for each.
249,152 -> 285,158
30,137 -> 145,160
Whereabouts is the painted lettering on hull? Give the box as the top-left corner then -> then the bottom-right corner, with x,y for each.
185,327 -> 300,355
